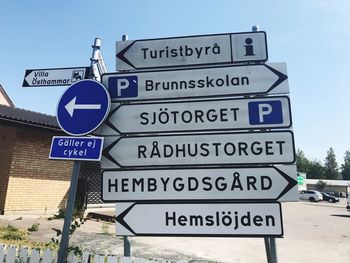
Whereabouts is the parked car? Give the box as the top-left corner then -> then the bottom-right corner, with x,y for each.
321,192 -> 339,203
299,190 -> 323,202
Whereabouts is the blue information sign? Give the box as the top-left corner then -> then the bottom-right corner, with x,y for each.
56,79 -> 110,136
49,136 -> 104,161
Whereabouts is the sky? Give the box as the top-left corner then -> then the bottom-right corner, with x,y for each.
0,0 -> 349,166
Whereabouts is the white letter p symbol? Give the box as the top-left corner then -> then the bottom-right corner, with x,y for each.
258,103 -> 273,123
117,78 -> 130,97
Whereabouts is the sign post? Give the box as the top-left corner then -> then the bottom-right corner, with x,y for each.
56,38 -> 110,263
101,29 -> 295,262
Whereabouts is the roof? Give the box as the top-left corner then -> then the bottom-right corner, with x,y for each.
306,179 -> 350,187
0,84 -> 15,107
0,104 -> 60,130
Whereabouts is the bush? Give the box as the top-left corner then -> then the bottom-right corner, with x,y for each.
27,222 -> 40,232
0,225 -> 27,241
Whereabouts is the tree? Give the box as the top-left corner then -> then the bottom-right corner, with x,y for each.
315,180 -> 327,192
307,160 -> 325,179
324,147 -> 340,180
341,150 -> 350,180
296,149 -> 310,173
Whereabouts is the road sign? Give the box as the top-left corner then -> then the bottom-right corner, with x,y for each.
101,130 -> 295,169
49,136 -> 104,161
102,165 -> 298,202
115,202 -> 283,237
22,67 -> 90,87
56,79 -> 110,136
102,63 -> 288,102
100,96 -> 292,135
116,31 -> 267,70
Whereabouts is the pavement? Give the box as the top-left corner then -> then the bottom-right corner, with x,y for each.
1,200 -> 350,262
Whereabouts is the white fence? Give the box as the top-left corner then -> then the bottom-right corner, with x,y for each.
0,244 -> 192,263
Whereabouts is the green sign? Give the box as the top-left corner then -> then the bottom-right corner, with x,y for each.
297,172 -> 306,185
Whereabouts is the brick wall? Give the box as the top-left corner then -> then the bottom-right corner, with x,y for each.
0,125 -> 16,212
2,124 -> 73,214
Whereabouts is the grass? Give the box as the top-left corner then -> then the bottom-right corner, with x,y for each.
0,224 -> 55,249
27,222 -> 40,232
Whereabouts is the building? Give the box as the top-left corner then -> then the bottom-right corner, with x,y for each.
0,102 -> 104,215
0,84 -> 15,107
305,179 -> 350,196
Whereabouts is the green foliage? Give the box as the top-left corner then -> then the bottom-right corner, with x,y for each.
27,222 -> 40,232
101,222 -> 111,235
307,160 -> 325,179
47,209 -> 66,220
341,150 -> 350,180
315,180 -> 327,192
296,149 -> 310,173
324,147 -> 340,179
47,208 -> 85,220
0,225 -> 27,241
47,210 -> 87,256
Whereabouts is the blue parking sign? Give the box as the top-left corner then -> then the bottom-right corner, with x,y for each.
108,76 -> 138,98
248,100 -> 283,125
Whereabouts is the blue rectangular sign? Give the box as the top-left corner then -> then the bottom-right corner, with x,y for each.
248,100 -> 283,125
49,136 -> 104,161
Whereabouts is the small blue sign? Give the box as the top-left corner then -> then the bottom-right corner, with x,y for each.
108,76 -> 138,98
56,79 -> 110,136
248,100 -> 283,125
49,136 -> 104,161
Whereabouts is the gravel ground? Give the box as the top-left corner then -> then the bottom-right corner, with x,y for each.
0,215 -> 211,262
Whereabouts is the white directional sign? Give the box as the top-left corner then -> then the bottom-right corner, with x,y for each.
102,63 -> 288,102
101,131 -> 295,169
22,67 -> 90,87
102,165 -> 298,202
116,31 -> 267,70
115,202 -> 283,237
100,96 -> 292,135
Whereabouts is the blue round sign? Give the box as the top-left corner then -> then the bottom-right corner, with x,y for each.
57,79 -> 110,136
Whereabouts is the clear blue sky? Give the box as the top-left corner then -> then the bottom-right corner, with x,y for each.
0,0 -> 349,166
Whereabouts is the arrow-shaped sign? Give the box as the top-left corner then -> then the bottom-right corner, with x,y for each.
102,165 -> 298,202
65,97 -> 101,117
115,202 -> 283,237
102,63 -> 288,102
101,131 -> 295,169
116,31 -> 267,70
22,67 -> 90,87
100,96 -> 292,135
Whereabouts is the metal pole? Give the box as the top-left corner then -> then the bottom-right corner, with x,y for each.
269,237 -> 278,263
57,38 -> 101,262
123,236 -> 131,256
90,38 -> 102,81
119,33 -> 132,257
252,25 -> 260,32
57,161 -> 81,263
264,237 -> 272,263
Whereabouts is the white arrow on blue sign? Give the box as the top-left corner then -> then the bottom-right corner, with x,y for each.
56,80 -> 110,136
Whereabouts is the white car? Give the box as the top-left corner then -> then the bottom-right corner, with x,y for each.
299,190 -> 323,202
